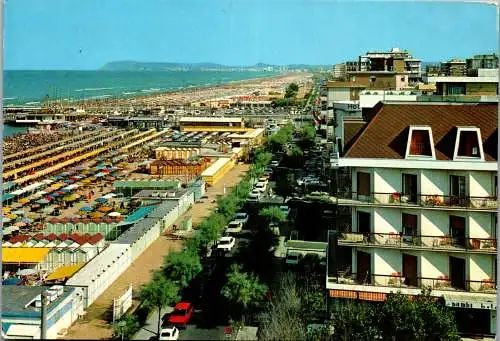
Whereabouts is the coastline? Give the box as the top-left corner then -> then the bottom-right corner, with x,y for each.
71,71 -> 313,108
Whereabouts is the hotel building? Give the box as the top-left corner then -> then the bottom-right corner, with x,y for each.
327,102 -> 498,335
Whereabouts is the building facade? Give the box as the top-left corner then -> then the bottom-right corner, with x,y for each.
327,103 -> 498,336
467,54 -> 498,75
440,59 -> 467,77
358,47 -> 421,83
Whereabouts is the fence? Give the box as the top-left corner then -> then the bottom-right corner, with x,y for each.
113,284 -> 133,322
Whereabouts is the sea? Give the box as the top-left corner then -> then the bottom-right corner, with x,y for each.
2,69 -> 280,137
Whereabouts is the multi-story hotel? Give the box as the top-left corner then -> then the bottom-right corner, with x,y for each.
327,102 -> 497,335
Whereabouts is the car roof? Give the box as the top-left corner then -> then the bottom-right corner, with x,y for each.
175,302 -> 191,310
220,236 -> 233,241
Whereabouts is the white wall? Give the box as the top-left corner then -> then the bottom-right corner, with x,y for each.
373,249 -> 400,286
420,253 -> 448,286
469,213 -> 494,238
469,171 -> 494,197
359,93 -> 417,109
327,88 -> 351,103
373,208 -> 400,234
469,254 -> 494,291
421,170 -> 447,196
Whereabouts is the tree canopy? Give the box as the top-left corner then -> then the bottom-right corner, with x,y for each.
285,83 -> 300,99
221,264 -> 268,322
163,250 -> 203,288
259,206 -> 286,224
139,277 -> 179,336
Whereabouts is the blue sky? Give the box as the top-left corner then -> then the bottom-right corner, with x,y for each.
4,0 -> 498,70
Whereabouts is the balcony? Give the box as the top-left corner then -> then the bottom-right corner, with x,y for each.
328,271 -> 497,294
335,191 -> 497,211
337,231 -> 497,253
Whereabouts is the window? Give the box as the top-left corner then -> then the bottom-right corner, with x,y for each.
450,216 -> 466,247
447,83 -> 466,95
457,131 -> 480,157
409,130 -> 432,156
494,176 -> 497,197
370,76 -> 376,83
356,172 -> 371,197
401,77 -> 405,82
402,174 -> 418,203
402,213 -> 418,236
450,175 -> 466,197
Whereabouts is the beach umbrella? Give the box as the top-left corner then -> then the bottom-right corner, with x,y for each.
17,269 -> 37,276
95,198 -> 107,203
42,206 -> 55,214
11,210 -> 25,215
8,214 -> 18,219
95,173 -> 105,177
2,206 -> 11,213
45,196 -> 55,201
18,198 -> 30,204
64,194 -> 79,202
22,217 -> 34,224
3,217 -> 11,224
36,199 -> 50,205
98,206 -> 112,213
64,180 -> 74,184
90,212 -> 104,218
80,206 -> 94,212
14,221 -> 27,227
108,211 -> 121,217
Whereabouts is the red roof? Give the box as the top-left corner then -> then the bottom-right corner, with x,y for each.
87,233 -> 103,245
46,233 -> 58,241
69,233 -> 81,242
33,233 -> 45,241
344,103 -> 497,161
59,233 -> 69,241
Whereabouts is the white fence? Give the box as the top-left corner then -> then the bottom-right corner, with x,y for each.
113,284 -> 133,322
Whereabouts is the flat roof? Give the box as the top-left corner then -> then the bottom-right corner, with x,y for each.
424,76 -> 498,83
201,157 -> 232,177
180,117 -> 243,123
2,248 -> 51,263
45,264 -> 84,282
123,204 -> 159,223
133,188 -> 190,200
2,285 -> 74,318
112,217 -> 158,245
66,244 -> 129,286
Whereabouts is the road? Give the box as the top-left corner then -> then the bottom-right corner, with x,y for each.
132,307 -> 227,340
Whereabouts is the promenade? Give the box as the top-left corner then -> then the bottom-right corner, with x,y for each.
64,164 -> 249,339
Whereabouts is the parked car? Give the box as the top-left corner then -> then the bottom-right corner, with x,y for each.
159,326 -> 180,340
269,222 -> 280,236
232,212 -> 249,225
270,160 -> 279,167
226,221 -> 243,234
279,205 -> 290,217
286,252 -> 303,265
247,193 -> 260,203
167,302 -> 194,328
217,236 -> 236,252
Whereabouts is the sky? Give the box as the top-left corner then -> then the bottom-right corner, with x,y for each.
4,0 -> 498,70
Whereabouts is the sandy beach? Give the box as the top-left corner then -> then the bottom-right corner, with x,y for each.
72,72 -> 313,109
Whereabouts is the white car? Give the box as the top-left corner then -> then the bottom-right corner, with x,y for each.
232,212 -> 249,225
217,236 -> 236,252
226,221 -> 243,234
247,193 -> 260,203
159,326 -> 179,340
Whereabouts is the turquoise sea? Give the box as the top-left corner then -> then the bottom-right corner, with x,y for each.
3,70 -> 280,105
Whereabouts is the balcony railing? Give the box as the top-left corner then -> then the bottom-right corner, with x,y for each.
329,272 -> 497,294
338,232 -> 497,252
338,191 -> 498,210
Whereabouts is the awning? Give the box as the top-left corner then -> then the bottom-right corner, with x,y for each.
6,324 -> 40,338
45,263 -> 84,281
2,248 -> 51,263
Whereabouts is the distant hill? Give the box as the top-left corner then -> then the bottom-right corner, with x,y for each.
100,61 -> 330,71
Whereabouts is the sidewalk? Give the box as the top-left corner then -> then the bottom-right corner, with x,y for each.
63,164 -> 249,339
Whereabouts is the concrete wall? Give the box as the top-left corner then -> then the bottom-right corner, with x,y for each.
359,93 -> 417,108
469,254 -> 494,290
327,88 -> 351,103
373,248 -> 400,286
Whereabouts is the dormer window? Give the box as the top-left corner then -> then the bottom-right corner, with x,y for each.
453,127 -> 484,161
405,126 -> 436,159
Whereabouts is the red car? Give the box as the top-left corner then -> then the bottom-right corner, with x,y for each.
167,302 -> 194,328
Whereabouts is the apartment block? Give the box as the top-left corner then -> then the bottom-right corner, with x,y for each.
467,54 -> 498,75
441,59 -> 467,77
327,103 -> 497,335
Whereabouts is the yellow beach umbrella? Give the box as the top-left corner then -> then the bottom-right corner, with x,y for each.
3,207 -> 11,213
18,198 -> 30,204
8,214 -> 18,219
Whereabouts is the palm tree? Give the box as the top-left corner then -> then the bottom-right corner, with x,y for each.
139,277 -> 179,337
